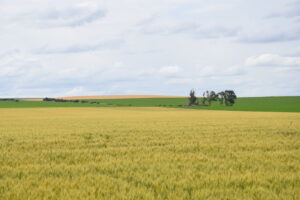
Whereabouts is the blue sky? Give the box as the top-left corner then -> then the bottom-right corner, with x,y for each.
0,0 -> 299,97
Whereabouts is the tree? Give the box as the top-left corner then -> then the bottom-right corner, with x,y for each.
217,91 -> 225,104
202,91 -> 207,104
224,90 -> 237,106
202,91 -> 218,105
188,89 -> 198,105
207,91 -> 218,105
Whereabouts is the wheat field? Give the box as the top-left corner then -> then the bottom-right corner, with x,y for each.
0,107 -> 299,200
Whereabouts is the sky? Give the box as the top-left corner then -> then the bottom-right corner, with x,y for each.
0,0 -> 300,97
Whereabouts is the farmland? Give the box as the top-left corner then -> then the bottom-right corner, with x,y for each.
0,96 -> 300,112
0,107 -> 299,200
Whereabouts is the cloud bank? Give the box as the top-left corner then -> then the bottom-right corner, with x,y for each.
0,0 -> 299,97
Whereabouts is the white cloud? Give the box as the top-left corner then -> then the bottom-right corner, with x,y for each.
239,29 -> 300,43
65,86 -> 87,96
0,0 -> 106,28
0,50 -> 40,77
246,54 -> 300,68
198,65 -> 245,77
140,21 -> 239,39
34,39 -> 124,54
265,0 -> 300,19
166,78 -> 193,84
158,66 -> 181,74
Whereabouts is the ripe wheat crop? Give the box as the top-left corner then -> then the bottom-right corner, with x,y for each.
0,107 -> 299,200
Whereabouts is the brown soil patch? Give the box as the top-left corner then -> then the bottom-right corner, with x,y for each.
59,95 -> 185,100
20,98 -> 43,101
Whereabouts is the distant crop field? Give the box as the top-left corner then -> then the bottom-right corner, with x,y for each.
0,96 -> 299,112
0,107 -> 299,200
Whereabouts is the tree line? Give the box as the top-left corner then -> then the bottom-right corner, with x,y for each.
43,97 -> 100,104
0,98 -> 19,102
188,90 -> 237,106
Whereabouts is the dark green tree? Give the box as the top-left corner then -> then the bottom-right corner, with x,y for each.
188,89 -> 197,105
224,90 -> 237,106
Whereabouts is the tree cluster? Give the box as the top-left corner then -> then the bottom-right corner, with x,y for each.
43,97 -> 80,103
0,98 -> 19,102
202,90 -> 237,106
188,90 -> 237,106
43,97 -> 100,104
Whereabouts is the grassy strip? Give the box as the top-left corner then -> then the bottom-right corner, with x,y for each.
0,96 -> 299,112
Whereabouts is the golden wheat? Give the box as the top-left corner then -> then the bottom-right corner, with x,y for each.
0,107 -> 299,200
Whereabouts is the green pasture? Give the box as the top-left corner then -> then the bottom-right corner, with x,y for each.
0,96 -> 299,112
